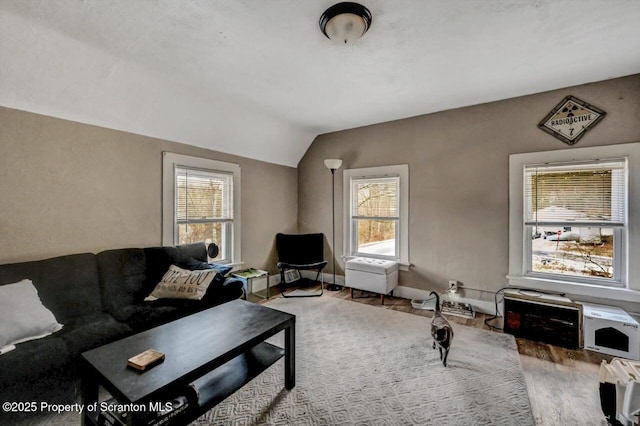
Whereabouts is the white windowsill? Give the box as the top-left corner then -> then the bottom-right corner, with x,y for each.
343,165 -> 410,272
507,274 -> 640,304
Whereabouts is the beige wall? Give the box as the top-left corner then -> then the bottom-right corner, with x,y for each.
3,75 -> 639,290
0,107 -> 298,271
298,75 -> 640,294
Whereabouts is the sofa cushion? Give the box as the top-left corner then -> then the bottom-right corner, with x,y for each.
0,279 -> 63,353
0,337 -> 70,386
143,243 -> 207,286
98,244 -> 209,313
143,246 -> 182,295
114,278 -> 244,331
0,253 -> 101,321
58,313 -> 132,355
97,248 -> 147,315
111,303 -> 183,331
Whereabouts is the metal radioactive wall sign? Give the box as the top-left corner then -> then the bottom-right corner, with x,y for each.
538,96 -> 606,145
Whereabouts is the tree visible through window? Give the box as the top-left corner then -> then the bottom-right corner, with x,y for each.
352,177 -> 399,258
525,160 -> 626,283
175,167 -> 233,262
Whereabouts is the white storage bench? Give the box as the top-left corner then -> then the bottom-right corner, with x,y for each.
345,257 -> 399,304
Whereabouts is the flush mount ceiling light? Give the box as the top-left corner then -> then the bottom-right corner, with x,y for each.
319,2 -> 372,44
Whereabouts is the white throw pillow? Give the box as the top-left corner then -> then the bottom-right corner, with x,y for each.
0,279 -> 63,355
145,265 -> 217,301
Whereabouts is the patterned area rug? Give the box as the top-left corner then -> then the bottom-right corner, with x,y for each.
33,296 -> 533,425
193,296 -> 534,425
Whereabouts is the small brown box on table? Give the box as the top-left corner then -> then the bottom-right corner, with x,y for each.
127,349 -> 165,371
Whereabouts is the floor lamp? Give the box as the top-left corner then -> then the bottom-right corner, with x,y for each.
324,159 -> 342,291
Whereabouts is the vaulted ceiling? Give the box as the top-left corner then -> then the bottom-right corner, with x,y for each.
1,1 -> 640,167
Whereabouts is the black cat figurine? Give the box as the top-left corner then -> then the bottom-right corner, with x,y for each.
429,291 -> 454,367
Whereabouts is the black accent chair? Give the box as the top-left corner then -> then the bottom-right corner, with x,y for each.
276,233 -> 328,297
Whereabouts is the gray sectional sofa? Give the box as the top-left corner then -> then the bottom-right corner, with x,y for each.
0,242 -> 243,414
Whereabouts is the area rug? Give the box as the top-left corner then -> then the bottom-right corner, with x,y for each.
192,296 -> 534,425
35,296 -> 533,425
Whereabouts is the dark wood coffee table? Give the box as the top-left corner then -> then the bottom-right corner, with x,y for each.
80,299 -> 295,425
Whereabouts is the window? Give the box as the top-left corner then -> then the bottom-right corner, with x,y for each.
524,160 -> 626,285
344,165 -> 409,267
508,143 -> 640,303
175,168 -> 233,260
351,177 -> 399,257
163,153 -> 241,264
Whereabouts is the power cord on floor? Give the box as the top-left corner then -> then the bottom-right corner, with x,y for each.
484,287 -> 509,331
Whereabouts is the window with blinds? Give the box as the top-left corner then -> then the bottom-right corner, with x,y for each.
351,176 -> 400,258
175,167 -> 233,261
525,160 -> 626,227
524,159 -> 627,283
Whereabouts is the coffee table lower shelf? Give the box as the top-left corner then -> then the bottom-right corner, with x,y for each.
190,341 -> 284,412
85,341 -> 285,426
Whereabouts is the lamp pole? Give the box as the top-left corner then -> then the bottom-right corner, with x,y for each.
328,167 -> 340,290
324,159 -> 342,291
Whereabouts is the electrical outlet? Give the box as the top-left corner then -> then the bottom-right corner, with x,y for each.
448,280 -> 457,293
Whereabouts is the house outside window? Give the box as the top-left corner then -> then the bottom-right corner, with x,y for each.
343,165 -> 409,268
508,143 -> 640,303
524,160 -> 626,286
162,153 -> 241,264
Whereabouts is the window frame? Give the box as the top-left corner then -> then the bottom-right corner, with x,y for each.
343,165 -> 409,268
508,143 -> 640,303
351,176 -> 400,259
522,159 -> 627,287
162,152 -> 242,265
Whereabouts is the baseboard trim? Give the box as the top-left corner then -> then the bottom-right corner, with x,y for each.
393,285 -> 497,315
260,274 -> 497,315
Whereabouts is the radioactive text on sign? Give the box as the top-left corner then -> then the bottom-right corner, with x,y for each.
538,96 -> 606,145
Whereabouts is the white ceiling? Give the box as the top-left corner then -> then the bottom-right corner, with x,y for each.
1,1 -> 640,167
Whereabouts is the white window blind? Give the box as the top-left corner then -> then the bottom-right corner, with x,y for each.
352,177 -> 399,220
524,159 -> 626,227
176,168 -> 233,223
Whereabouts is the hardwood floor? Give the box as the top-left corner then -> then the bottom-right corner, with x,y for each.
263,284 -> 611,426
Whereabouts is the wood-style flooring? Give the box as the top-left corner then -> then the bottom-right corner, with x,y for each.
261,284 -> 611,426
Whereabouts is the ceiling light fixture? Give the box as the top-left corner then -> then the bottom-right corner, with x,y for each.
319,2 -> 372,44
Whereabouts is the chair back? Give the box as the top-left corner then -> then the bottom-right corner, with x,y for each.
276,233 -> 325,265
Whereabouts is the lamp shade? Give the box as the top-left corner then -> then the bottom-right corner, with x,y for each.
324,159 -> 343,170
319,2 -> 372,44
